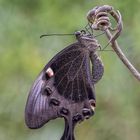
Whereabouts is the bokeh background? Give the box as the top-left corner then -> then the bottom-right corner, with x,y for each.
0,0 -> 140,140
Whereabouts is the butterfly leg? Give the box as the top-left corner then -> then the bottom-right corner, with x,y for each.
90,52 -> 104,84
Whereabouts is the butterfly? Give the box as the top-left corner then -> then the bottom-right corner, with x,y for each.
25,30 -> 104,140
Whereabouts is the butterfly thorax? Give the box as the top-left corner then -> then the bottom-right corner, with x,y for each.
75,31 -> 100,52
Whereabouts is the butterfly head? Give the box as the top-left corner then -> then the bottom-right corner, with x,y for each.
75,31 -> 101,51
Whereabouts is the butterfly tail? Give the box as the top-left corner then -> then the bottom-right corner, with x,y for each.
60,118 -> 76,140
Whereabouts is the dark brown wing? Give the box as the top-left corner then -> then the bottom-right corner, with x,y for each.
25,42 -> 96,132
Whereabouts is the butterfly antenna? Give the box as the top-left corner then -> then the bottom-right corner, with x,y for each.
84,23 -> 92,35
88,22 -> 93,35
40,33 -> 75,38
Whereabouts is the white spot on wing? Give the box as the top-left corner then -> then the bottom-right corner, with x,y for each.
46,67 -> 54,77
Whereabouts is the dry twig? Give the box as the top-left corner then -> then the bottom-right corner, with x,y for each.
87,5 -> 140,81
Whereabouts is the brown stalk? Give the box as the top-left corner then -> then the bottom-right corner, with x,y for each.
87,5 -> 140,81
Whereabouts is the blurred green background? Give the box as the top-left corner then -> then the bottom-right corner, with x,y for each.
0,0 -> 140,140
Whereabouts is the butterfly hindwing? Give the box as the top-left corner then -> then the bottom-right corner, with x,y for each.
25,72 -> 58,128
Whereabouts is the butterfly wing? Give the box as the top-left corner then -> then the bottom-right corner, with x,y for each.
25,42 -> 96,131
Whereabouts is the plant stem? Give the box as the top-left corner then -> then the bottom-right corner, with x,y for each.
105,29 -> 140,81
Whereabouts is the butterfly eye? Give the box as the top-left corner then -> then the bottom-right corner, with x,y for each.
75,31 -> 81,36
50,98 -> 60,106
